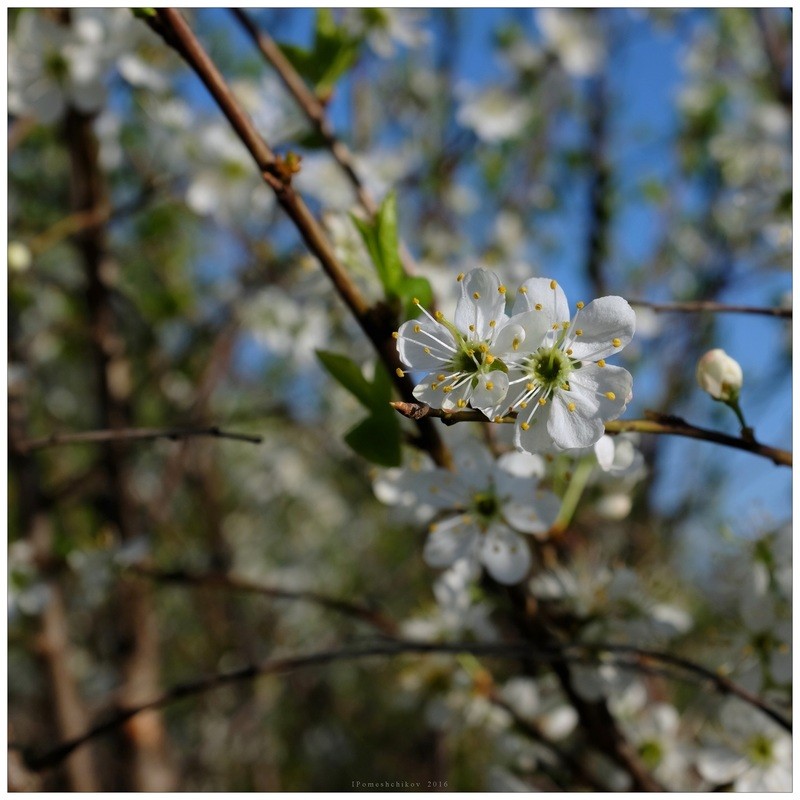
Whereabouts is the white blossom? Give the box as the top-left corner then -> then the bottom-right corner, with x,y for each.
456,86 -> 532,143
396,268 -> 528,417
537,9 -> 604,78
494,278 -> 635,454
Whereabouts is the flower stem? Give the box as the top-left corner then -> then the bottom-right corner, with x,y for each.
552,458 -> 595,533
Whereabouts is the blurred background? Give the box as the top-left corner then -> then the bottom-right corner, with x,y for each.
8,8 -> 791,791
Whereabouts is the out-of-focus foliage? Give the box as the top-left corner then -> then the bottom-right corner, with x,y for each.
8,8 -> 791,792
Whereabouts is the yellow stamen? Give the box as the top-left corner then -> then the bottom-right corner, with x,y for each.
423,347 -> 431,354
435,310 -> 444,320
437,374 -> 446,381
485,381 -> 494,391
575,329 -> 583,336
395,368 -> 405,377
457,399 -> 466,408
552,323 -> 559,330
518,286 -> 528,294
493,416 -> 503,423
566,348 -> 573,355
605,391 -> 616,400
414,324 -> 421,333
538,397 -> 547,406
442,386 -> 452,394
469,324 -> 475,332
597,359 -> 606,368
392,332 -> 399,339
562,321 -> 570,329
549,280 -> 557,290
576,301 -> 584,309
534,303 -> 543,311
489,319 -> 496,328
520,422 -> 530,431
567,402 -> 576,412
526,382 -> 535,391
473,291 -> 481,300
431,383 -> 438,390
413,297 -> 420,305
519,401 -> 528,409
485,354 -> 495,364
612,338 -> 622,347
457,272 -> 465,281
479,343 -> 489,353
512,338 -> 520,351
498,285 -> 506,294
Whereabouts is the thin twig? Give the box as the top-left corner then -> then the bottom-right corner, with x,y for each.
148,8 -> 450,468
629,298 -> 791,319
129,564 -> 399,636
389,402 -> 792,468
15,426 -> 263,453
18,636 -> 788,773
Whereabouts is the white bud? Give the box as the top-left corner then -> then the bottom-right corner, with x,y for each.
696,348 -> 743,401
8,241 -> 32,273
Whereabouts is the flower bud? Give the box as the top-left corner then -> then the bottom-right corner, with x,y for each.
696,348 -> 743,402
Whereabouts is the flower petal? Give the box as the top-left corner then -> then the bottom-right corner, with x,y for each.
511,277 -> 570,331
566,296 -> 635,362
423,516 -> 480,569
548,386 -> 604,450
470,370 -> 509,414
397,317 -> 457,371
496,450 -> 546,479
593,435 -> 615,471
570,363 -> 633,422
491,321 -> 528,356
514,399 -> 558,454
480,525 -> 532,584
454,268 -> 507,340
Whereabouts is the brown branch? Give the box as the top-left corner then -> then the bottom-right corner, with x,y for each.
128,564 -> 399,636
149,8 -> 450,468
755,9 -> 792,111
20,635 -> 784,776
390,402 -> 792,467
15,426 -> 263,453
629,298 -> 791,319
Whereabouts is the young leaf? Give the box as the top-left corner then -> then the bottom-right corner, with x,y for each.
397,275 -> 434,319
344,413 -> 401,467
316,350 -> 375,409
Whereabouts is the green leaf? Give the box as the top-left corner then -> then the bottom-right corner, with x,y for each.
351,192 -> 405,297
397,275 -> 433,319
344,413 -> 401,467
316,350 -> 374,409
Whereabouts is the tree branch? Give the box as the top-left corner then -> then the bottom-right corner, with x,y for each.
148,8 -> 450,468
390,402 -> 792,467
629,298 -> 791,319
15,426 -> 263,453
128,564 -> 399,636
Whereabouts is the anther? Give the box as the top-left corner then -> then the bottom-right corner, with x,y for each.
414,324 -> 421,333
552,323 -> 559,330
469,324 -> 475,332
395,368 -> 405,377
566,348 -> 573,355
519,401 -> 528,409
489,320 -> 496,327
424,347 -> 431,354
549,280 -> 557,290
597,359 -> 606,368
518,286 -> 528,294
521,422 -> 530,431
567,402 -> 576,412
485,354 -> 495,364
605,391 -> 616,400
575,329 -> 583,336
485,381 -> 494,391
442,386 -> 453,393
413,297 -> 420,305
431,383 -> 438,390
526,382 -> 535,391
498,285 -> 506,294
473,291 -> 481,300
392,332 -> 399,339
534,303 -> 543,311
538,397 -> 547,406
457,399 -> 466,408
612,338 -> 621,347
479,344 -> 489,353
576,301 -> 584,309
435,310 -> 444,320
562,321 -> 570,329
493,416 -> 502,423
457,272 -> 465,281
512,338 -> 520,351
437,374 -> 446,382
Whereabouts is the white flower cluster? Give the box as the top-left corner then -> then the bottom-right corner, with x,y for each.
395,268 -> 635,455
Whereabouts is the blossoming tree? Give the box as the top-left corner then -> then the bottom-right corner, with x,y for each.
8,7 -> 791,792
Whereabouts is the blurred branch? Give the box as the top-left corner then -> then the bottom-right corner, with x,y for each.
147,8 -> 450,468
755,9 -> 792,110
129,564 -> 399,636
585,71 -> 610,297
15,426 -> 263,453
630,298 -> 791,319
390,402 -> 792,467
20,636 -> 787,774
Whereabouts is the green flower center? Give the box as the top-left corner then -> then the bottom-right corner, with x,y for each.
471,491 -> 499,524
526,346 -> 573,391
43,50 -> 69,83
638,740 -> 663,769
747,734 -> 774,766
